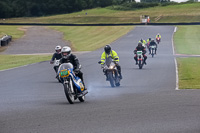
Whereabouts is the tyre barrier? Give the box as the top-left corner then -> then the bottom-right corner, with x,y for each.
1,35 -> 12,46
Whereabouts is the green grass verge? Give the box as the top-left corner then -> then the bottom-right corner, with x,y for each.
174,26 -> 200,55
0,55 -> 51,70
177,57 -> 200,89
1,3 -> 200,24
174,26 -> 200,89
49,26 -> 133,51
0,26 -> 25,39
0,26 -> 133,70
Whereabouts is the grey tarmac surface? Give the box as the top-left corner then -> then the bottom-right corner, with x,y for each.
2,26 -> 69,54
1,26 -> 200,133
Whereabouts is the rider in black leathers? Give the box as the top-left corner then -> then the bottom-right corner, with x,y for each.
134,43 -> 147,65
59,46 -> 87,91
50,45 -> 62,73
149,39 -> 157,54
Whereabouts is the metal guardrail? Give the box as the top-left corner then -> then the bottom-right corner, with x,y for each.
1,35 -> 12,46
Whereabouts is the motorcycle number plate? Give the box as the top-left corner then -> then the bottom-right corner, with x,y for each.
59,69 -> 69,78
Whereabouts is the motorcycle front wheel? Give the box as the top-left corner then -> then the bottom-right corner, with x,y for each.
108,72 -> 115,87
138,60 -> 143,69
63,83 -> 75,104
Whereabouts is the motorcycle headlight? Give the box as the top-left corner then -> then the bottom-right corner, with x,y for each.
109,65 -> 114,69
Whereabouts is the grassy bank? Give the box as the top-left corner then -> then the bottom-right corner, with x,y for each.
0,55 -> 51,70
174,26 -> 200,55
0,26 -> 25,39
0,26 -> 133,70
49,26 -> 133,51
174,26 -> 200,89
177,58 -> 200,89
0,3 -> 200,24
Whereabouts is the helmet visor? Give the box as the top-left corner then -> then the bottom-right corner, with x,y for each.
56,49 -> 61,53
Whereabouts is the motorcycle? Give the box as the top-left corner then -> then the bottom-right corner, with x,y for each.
149,45 -> 156,58
156,37 -> 160,44
98,56 -> 121,87
58,63 -> 88,104
54,59 -> 60,73
50,59 -> 61,82
136,51 -> 144,69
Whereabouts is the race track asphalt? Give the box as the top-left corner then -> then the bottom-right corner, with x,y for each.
1,26 -> 200,133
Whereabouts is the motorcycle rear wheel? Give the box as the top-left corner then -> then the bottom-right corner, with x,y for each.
139,60 -> 143,69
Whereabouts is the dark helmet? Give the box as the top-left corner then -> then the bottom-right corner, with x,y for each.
104,45 -> 111,54
149,38 -> 151,41
138,42 -> 143,47
140,39 -> 143,42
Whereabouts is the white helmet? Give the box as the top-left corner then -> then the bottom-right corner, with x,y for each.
61,46 -> 71,59
55,45 -> 61,53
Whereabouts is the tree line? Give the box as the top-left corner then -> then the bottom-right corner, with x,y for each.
0,0 -> 134,18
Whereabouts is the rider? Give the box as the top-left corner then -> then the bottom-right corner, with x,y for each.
50,45 -> 62,73
100,45 -> 122,79
134,42 -> 147,65
146,38 -> 151,54
149,39 -> 157,54
156,33 -> 161,41
59,46 -> 87,91
139,39 -> 146,48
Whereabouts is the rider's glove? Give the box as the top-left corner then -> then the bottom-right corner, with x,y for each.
74,68 -> 80,74
50,61 -> 54,64
114,61 -> 119,65
101,64 -> 104,69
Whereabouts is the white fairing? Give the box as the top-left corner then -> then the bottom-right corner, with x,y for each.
54,60 -> 60,66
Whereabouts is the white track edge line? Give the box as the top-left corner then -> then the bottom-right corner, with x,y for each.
172,26 -> 179,90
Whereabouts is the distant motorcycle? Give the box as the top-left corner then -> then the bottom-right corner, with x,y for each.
156,37 -> 161,44
149,45 -> 156,58
98,56 -> 121,87
136,51 -> 144,69
58,63 -> 88,104
50,59 -> 61,82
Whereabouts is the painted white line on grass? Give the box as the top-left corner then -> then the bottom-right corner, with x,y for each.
172,26 -> 179,90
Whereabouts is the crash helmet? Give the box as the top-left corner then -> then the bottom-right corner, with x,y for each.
55,45 -> 61,53
138,42 -> 143,47
104,45 -> 111,54
61,46 -> 71,59
149,38 -> 151,41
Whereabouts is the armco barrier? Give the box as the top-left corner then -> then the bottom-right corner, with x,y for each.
1,35 -> 12,46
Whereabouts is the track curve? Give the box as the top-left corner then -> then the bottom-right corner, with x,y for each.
1,26 -> 200,133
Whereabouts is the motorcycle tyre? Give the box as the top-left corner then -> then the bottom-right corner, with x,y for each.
108,72 -> 115,87
78,96 -> 85,102
151,49 -> 154,58
139,60 -> 143,69
63,83 -> 75,104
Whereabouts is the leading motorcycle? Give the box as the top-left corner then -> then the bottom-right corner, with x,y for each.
58,63 -> 88,104
98,56 -> 121,87
136,51 -> 144,69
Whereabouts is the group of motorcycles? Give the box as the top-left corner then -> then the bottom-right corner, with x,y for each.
51,37 -> 160,104
136,37 -> 160,69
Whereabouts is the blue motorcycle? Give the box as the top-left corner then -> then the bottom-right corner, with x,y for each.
58,63 -> 88,104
